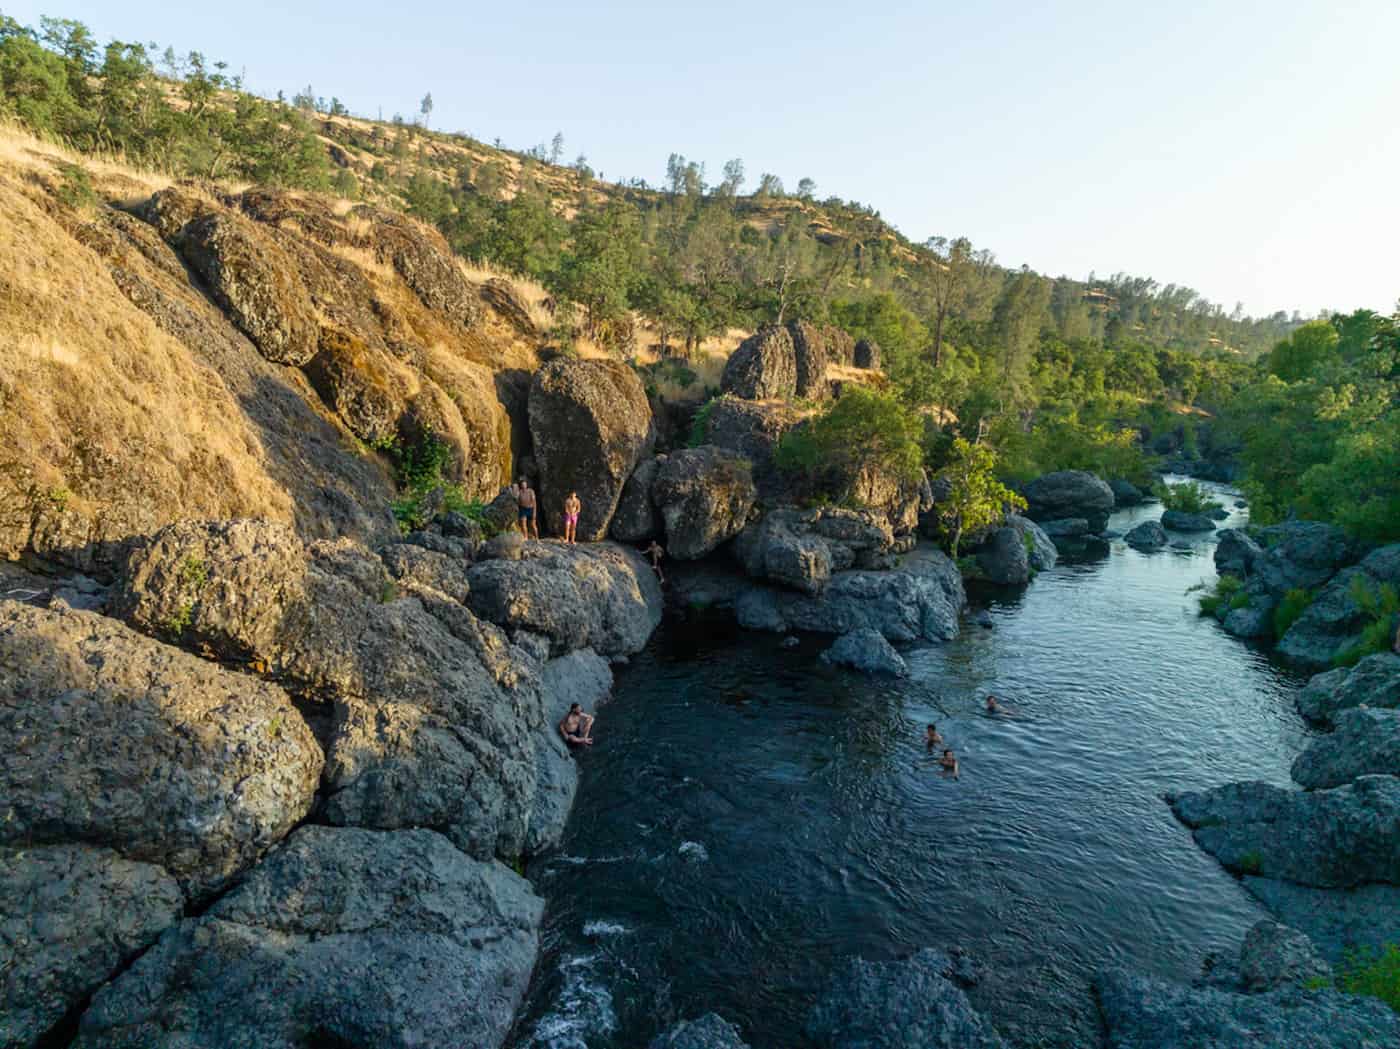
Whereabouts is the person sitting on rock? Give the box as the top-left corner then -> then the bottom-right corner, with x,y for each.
516,477 -> 538,540
939,748 -> 960,779
563,491 -> 581,545
925,723 -> 943,748
559,702 -> 594,747
644,539 -> 666,582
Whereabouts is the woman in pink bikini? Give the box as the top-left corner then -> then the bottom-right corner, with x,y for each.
563,491 -> 582,544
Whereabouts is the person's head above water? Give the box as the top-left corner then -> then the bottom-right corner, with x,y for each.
926,723 -> 937,732
569,702 -> 581,713
986,695 -> 999,709
943,748 -> 953,757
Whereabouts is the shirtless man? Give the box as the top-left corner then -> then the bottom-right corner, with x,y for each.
559,702 -> 594,746
516,477 -> 539,539
925,723 -> 943,749
939,748 -> 960,779
986,694 -> 1018,715
644,539 -> 666,582
563,491 -> 582,545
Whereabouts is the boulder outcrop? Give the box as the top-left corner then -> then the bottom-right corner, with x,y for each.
1168,775 -> 1400,887
1291,708 -> 1400,790
821,628 -> 908,675
1278,544 -> 1400,671
1214,528 -> 1261,578
1005,514 -> 1058,572
1296,653 -> 1400,724
1109,478 -> 1144,506
526,649 -> 613,854
720,325 -> 797,400
1224,521 -> 1358,639
75,826 -> 542,1049
651,446 -> 757,559
733,507 -> 895,595
787,320 -> 831,399
0,600 -> 322,901
976,526 -> 1031,584
611,455 -> 664,542
1161,509 -> 1216,532
1023,471 -> 1115,533
852,338 -> 881,370
1125,520 -> 1169,550
698,396 -> 801,501
529,358 -> 655,540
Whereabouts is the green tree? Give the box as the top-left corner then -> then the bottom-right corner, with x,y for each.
933,438 -> 1026,558
1267,320 -> 1340,382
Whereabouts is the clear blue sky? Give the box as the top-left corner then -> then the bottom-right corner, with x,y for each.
9,0 -> 1398,317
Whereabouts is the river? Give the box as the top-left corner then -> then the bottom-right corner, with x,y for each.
513,486 -> 1312,1048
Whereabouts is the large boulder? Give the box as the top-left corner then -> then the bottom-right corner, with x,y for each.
1,844 -> 183,1049
976,526 -> 1030,585
699,395 -> 801,501
75,827 -> 542,1049
1168,775 -> 1400,887
1023,471 -> 1115,533
611,455 -> 664,542
303,327 -> 408,445
357,206 -> 482,329
175,211 -> 317,366
787,320 -> 830,400
1005,514 -> 1057,572
733,507 -> 895,595
1223,522 -> 1358,640
1215,528 -> 1262,578
650,1014 -> 751,1049
1296,653 -> 1400,724
1109,478 -> 1144,507
1161,509 -> 1217,532
651,446 -> 757,560
467,540 -> 663,659
1125,520 -> 1169,550
1279,545 -> 1400,671
526,649 -> 613,855
379,541 -> 473,604
825,326 -> 856,366
1242,877 -> 1400,966
111,519 -> 542,860
852,338 -> 881,370
528,358 -> 655,540
0,600 -> 322,902
720,325 -> 797,400
736,546 -> 965,643
1094,965 -> 1399,1049
1236,920 -> 1334,993
821,628 -> 908,676
805,949 -> 1007,1048
1291,708 -> 1400,790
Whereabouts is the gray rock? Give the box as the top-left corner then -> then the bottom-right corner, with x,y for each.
481,529 -> 526,561
821,628 -> 908,675
1296,653 -> 1400,724
1253,521 -> 1357,596
467,540 -> 663,659
1243,877 -> 1400,965
853,338 -> 881,369
526,650 -> 613,854
976,526 -> 1030,585
1223,600 -> 1275,640
1004,514 -> 1057,572
699,396 -> 801,502
650,1013 -> 751,1049
788,320 -> 832,400
733,507 -> 894,595
379,541 -> 472,603
1024,471 -> 1115,533
1100,529 -> 1124,540
1,844 -> 183,1049
1292,708 -> 1400,789
611,455 -> 664,542
0,600 -> 322,902
736,545 -> 965,643
1040,517 -> 1090,539
75,827 -> 543,1049
402,529 -> 475,560
805,949 -> 1007,1048
720,325 -> 797,401
652,446 -> 757,560
1095,966 -> 1400,1049
1237,920 -> 1334,992
1125,520 -> 1169,550
1110,478 -> 1144,506
437,510 -> 485,543
111,519 -> 542,861
1279,547 -> 1400,671
1168,775 -> 1400,887
1215,528 -> 1262,578
529,357 -> 655,540
1209,506 -> 1231,520
1162,509 -> 1217,532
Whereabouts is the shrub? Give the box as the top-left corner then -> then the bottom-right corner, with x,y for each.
1153,480 -> 1219,514
775,387 -> 924,499
1333,577 -> 1400,667
1197,574 -> 1242,617
687,397 -> 718,448
1273,587 -> 1313,639
1336,943 -> 1400,1014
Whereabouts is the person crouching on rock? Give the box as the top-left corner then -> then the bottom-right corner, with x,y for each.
939,748 -> 960,779
516,477 -> 538,539
559,702 -> 594,747
644,539 -> 665,582
563,491 -> 581,545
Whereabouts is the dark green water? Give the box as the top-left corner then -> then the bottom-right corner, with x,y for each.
514,491 -> 1311,1048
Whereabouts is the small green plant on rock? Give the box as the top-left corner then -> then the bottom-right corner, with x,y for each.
1197,574 -> 1242,616
164,600 -> 194,637
1336,943 -> 1400,1014
1273,587 -> 1313,639
1153,480 -> 1220,514
180,556 -> 208,589
1333,577 -> 1400,667
687,397 -> 718,448
1236,850 -> 1264,875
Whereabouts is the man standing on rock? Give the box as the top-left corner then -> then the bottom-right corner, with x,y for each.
516,477 -> 539,540
563,491 -> 581,545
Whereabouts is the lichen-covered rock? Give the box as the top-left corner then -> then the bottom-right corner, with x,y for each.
0,844 -> 183,1049
110,519 -> 542,860
852,338 -> 881,370
1215,528 -> 1262,578
176,212 -> 317,366
1296,653 -> 1400,724
1279,546 -> 1400,671
304,328 -> 407,443
787,320 -> 830,399
976,526 -> 1031,585
733,507 -> 894,594
1040,518 -> 1091,539
467,540 -> 663,658
825,326 -> 856,367
650,1014 -> 751,1049
529,358 -> 655,540
611,455 -> 664,542
720,325 -> 797,400
1005,514 -> 1057,572
1095,966 -> 1399,1049
1242,877 -> 1400,965
651,446 -> 756,559
0,600 -> 322,902
1291,708 -> 1400,789
699,395 -> 801,501
1125,520 -> 1169,550
379,542 -> 472,604
1236,920 -> 1334,992
357,206 -> 481,329
805,949 -> 1007,1048
821,628 -> 908,675
75,827 -> 542,1049
1024,471 -> 1115,533
1168,775 -> 1400,887
1161,509 -> 1217,532
481,276 -> 539,337
527,650 -> 613,854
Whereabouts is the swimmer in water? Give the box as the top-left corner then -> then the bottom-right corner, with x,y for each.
925,723 -> 943,748
939,748 -> 960,779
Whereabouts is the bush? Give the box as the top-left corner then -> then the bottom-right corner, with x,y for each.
1197,574 -> 1242,617
774,386 -> 924,494
1153,480 -> 1219,514
1336,943 -> 1400,1014
1333,577 -> 1400,667
1273,587 -> 1313,639
687,397 -> 718,448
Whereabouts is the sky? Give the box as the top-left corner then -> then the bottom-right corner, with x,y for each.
8,0 -> 1398,318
